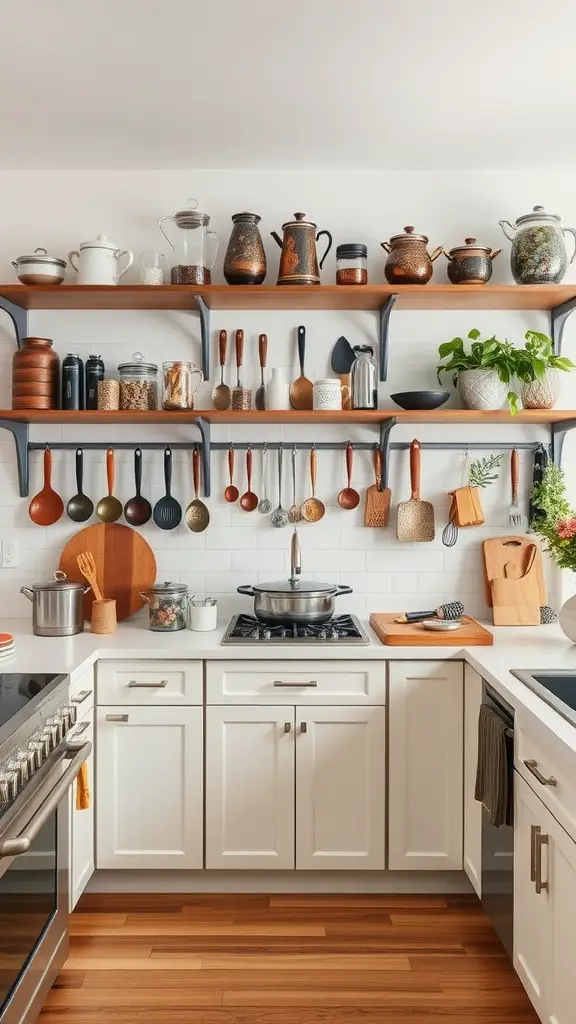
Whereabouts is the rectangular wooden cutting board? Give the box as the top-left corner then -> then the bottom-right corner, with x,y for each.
369,613 -> 493,646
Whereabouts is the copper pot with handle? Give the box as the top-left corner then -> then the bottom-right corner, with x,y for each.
381,225 -> 442,284
271,212 -> 333,285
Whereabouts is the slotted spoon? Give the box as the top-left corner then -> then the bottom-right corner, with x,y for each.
288,445 -> 301,523
271,446 -> 289,528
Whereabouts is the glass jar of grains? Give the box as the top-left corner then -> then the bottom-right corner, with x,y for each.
162,361 -> 204,410
118,352 -> 158,410
336,244 -> 368,285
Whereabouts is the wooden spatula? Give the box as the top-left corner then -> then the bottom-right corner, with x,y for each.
290,326 -> 313,410
364,446 -> 391,527
396,439 -> 435,543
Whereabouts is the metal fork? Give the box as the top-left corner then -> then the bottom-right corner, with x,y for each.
509,449 -> 522,528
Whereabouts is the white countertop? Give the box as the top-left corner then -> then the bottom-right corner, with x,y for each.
4,616 -> 576,764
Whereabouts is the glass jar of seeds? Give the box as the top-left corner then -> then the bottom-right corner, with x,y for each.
140,581 -> 191,632
336,244 -> 368,284
118,352 -> 158,410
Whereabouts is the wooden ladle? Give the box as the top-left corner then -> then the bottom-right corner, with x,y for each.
224,446 -> 239,503
29,447 -> 64,525
240,448 -> 258,511
338,443 -> 360,510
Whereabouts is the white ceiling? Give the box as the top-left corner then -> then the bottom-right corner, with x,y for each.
2,0 -> 576,169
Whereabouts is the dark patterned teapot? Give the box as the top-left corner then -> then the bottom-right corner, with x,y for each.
271,212 -> 333,285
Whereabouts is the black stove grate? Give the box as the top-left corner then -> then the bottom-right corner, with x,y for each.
222,614 -> 370,645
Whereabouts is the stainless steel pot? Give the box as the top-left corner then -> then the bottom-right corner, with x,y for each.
12,248 -> 67,285
237,528 -> 352,624
20,571 -> 90,636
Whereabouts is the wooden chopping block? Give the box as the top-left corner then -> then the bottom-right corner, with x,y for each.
483,535 -> 546,607
490,546 -> 540,626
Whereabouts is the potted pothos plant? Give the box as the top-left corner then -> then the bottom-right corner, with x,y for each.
514,330 -> 574,409
437,329 -> 521,413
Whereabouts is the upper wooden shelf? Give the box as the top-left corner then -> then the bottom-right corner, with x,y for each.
1,283 -> 576,312
1,409 -> 571,425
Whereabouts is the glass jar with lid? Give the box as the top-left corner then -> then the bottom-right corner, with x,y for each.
158,198 -> 219,284
139,582 -> 192,632
336,244 -> 368,285
117,352 -> 158,410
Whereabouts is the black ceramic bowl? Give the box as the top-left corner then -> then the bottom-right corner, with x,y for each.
390,390 -> 451,411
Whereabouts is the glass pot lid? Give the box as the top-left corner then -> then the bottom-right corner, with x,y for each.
117,351 -> 158,376
32,571 -> 86,592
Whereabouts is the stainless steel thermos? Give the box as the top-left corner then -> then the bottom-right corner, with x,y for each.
350,345 -> 377,409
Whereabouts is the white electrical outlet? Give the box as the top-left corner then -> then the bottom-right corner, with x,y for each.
1,540 -> 18,568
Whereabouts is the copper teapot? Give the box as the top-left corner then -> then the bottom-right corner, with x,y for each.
381,225 -> 442,284
271,212 -> 333,285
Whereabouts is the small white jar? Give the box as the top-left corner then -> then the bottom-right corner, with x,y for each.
189,598 -> 218,632
313,378 -> 342,410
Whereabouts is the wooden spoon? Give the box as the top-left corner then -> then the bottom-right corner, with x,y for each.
66,447 -> 94,523
212,330 -> 231,410
240,448 -> 258,512
96,448 -> 123,523
185,447 -> 210,533
301,447 -> 325,523
153,446 -> 182,530
338,442 -> 360,510
290,326 -> 313,410
29,447 -> 64,525
224,447 -> 239,502
124,447 -> 152,527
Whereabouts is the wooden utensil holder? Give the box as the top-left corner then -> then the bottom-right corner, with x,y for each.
90,599 -> 117,634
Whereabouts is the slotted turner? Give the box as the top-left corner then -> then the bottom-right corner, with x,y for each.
364,446 -> 391,527
396,439 -> 435,543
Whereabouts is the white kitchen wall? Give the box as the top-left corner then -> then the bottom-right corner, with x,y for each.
0,168 -> 574,621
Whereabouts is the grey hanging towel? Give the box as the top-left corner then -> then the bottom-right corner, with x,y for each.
475,703 -> 512,827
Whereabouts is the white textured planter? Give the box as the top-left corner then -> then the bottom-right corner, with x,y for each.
559,592 -> 576,643
521,368 -> 561,410
458,368 -> 507,411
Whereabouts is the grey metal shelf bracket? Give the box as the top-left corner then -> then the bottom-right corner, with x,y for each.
551,418 -> 576,465
192,294 -> 210,380
379,294 -> 397,381
194,416 -> 211,497
551,296 -> 576,356
0,296 -> 27,348
0,419 -> 29,496
379,417 -> 397,489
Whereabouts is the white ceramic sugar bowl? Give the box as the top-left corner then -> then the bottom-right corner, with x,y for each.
68,235 -> 133,285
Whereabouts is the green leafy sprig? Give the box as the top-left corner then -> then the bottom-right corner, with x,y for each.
468,454 -> 504,489
530,463 -> 576,572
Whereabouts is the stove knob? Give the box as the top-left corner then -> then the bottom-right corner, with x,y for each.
264,627 -> 273,639
250,627 -> 262,639
329,629 -> 340,640
4,757 -> 27,788
0,769 -> 20,806
319,628 -> 328,639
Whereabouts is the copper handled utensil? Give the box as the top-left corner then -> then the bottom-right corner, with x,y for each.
212,329 -> 231,410
185,447 -> 210,532
396,439 -> 435,542
240,448 -> 258,512
255,333 -> 267,411
509,448 -> 522,528
224,446 -> 239,502
231,329 -> 251,410
29,446 -> 64,526
76,550 -> 103,601
301,447 -> 325,522
364,445 -> 391,527
289,325 -> 314,410
96,448 -> 123,524
338,442 -> 360,510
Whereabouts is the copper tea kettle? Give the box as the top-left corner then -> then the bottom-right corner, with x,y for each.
271,212 -> 333,285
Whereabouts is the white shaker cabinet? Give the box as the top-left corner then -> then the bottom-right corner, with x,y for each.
205,706 -> 295,869
463,663 -> 482,895
69,708 -> 95,909
388,661 -> 464,870
295,705 -> 385,870
96,706 -> 203,869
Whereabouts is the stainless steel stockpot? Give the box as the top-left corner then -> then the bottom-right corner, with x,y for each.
237,580 -> 352,624
20,571 -> 90,636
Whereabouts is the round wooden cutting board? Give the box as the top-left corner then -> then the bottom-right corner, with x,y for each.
59,522 -> 157,621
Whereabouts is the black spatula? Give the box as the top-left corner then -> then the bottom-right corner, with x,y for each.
331,336 -> 355,410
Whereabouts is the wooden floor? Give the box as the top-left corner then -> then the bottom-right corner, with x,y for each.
39,893 -> 540,1023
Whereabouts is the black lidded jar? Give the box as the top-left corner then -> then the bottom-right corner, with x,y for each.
85,354 -> 104,410
62,354 -> 84,410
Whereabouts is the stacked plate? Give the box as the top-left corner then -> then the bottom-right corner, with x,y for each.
0,634 -> 16,660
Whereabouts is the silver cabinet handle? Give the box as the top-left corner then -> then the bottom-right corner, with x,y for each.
524,759 -> 557,787
128,679 -> 168,688
71,689 -> 92,704
284,722 -> 291,734
530,824 -> 540,882
273,680 -> 318,687
535,831 -> 549,894
300,722 -> 307,734
105,714 -> 129,722
0,743 -> 91,858
406,676 -> 448,681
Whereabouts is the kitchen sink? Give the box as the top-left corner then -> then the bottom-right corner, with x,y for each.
511,670 -> 576,728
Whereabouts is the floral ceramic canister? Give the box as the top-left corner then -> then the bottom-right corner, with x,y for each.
499,205 -> 576,284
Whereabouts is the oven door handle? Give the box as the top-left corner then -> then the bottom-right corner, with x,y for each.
0,743 -> 92,859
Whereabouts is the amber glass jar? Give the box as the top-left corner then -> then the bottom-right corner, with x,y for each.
12,337 -> 60,409
336,244 -> 368,285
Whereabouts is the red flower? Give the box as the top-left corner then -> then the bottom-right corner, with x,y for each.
557,517 -> 576,539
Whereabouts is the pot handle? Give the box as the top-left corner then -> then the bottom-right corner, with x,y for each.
441,248 -> 453,262
563,227 -> 576,264
429,246 -> 443,263
498,220 -> 516,242
82,585 -> 92,595
334,585 -> 353,597
68,250 -> 80,273
237,586 -> 256,597
139,591 -> 151,603
490,247 -> 502,261
381,242 -> 391,254
316,230 -> 333,270
20,587 -> 33,602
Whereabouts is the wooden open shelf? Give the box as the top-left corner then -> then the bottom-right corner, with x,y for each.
2,283 -> 576,312
2,409 -> 572,426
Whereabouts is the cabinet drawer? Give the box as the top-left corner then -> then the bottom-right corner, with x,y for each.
206,661 -> 385,705
516,717 -> 576,842
70,665 -> 95,711
97,660 -> 202,705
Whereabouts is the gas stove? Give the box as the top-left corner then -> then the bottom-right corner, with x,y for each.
221,614 -> 370,645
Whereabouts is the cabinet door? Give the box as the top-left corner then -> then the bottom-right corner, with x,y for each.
388,661 -> 463,870
514,772 -> 551,1020
296,705 -> 385,870
464,664 -> 482,896
69,708 -> 94,910
546,806 -> 576,1024
96,706 -> 203,869
205,706 -> 295,869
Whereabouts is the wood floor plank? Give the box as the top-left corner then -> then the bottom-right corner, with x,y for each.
69,921 -> 326,937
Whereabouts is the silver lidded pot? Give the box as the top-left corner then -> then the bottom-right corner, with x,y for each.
139,581 -> 192,632
237,530 -> 352,624
20,571 -> 90,636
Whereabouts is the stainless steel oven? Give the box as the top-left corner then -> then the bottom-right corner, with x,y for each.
0,674 -> 91,1024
